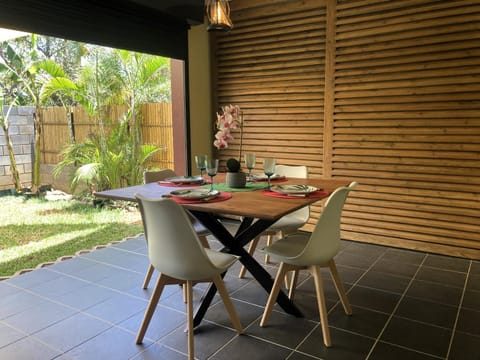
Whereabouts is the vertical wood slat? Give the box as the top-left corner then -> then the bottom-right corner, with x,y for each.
322,0 -> 336,178
39,103 -> 173,170
215,0 -> 480,259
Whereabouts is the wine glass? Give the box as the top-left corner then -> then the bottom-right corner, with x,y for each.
244,153 -> 256,181
205,159 -> 219,192
263,158 -> 276,191
195,155 -> 207,178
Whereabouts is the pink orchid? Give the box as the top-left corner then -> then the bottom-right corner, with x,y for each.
213,104 -> 243,152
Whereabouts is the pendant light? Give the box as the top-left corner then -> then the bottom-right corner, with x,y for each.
206,0 -> 233,32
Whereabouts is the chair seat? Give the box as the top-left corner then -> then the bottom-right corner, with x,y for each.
267,213 -> 307,233
263,233 -> 309,262
205,248 -> 239,271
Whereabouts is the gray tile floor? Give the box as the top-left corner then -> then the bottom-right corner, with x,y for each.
0,225 -> 479,360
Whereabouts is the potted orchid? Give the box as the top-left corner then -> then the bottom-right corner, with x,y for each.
213,104 -> 246,188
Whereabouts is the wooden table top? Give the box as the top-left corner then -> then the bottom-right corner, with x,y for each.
95,176 -> 350,221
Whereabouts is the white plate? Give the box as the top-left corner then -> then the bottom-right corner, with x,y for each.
251,173 -> 285,181
270,185 -> 318,195
169,189 -> 219,200
164,176 -> 204,184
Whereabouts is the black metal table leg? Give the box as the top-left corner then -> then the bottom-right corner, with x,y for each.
190,211 -> 303,327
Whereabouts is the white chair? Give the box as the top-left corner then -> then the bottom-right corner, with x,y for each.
239,165 -> 309,278
135,194 -> 243,360
142,169 -> 211,289
260,182 -> 358,347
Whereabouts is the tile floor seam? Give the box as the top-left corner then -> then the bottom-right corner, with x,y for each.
376,340 -> 445,360
445,259 -> 472,359
206,333 -> 240,359
134,318 -> 186,344
291,321 -> 320,355
285,348 -> 323,360
130,342 -> 186,359
410,277 -> 468,291
60,324 -> 118,358
364,253 -> 429,360
421,264 -> 469,275
72,253 -> 147,275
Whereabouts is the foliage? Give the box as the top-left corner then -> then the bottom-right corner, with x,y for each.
1,34 -> 171,193
53,116 -> 161,192
0,195 -> 142,277
226,158 -> 241,172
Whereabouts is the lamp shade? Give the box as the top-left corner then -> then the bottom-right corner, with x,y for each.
206,0 -> 233,32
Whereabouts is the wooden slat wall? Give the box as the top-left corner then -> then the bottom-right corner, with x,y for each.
213,0 -> 327,180
213,0 -> 480,259
334,0 -> 480,259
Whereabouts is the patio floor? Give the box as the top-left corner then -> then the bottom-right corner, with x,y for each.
0,222 -> 479,360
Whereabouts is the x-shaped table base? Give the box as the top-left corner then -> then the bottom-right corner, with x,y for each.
190,211 -> 303,327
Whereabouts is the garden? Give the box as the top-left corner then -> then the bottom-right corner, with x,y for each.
0,34 -> 171,277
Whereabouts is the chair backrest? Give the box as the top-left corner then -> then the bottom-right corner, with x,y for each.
292,182 -> 358,265
135,194 -> 220,280
144,169 -> 176,184
275,165 -> 308,179
275,165 -> 309,221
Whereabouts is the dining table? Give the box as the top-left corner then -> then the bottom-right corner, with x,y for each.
94,174 -> 350,327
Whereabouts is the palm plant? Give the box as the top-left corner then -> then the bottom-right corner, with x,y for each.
53,116 -> 160,192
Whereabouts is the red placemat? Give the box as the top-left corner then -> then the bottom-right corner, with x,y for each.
170,192 -> 232,204
261,189 -> 329,199
251,176 -> 288,183
158,180 -> 206,187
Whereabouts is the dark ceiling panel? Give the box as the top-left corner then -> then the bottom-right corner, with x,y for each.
0,0 -> 201,59
128,0 -> 205,24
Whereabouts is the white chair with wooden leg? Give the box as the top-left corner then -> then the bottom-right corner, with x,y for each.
260,182 -> 358,347
135,194 -> 243,360
239,165 -> 309,278
142,169 -> 211,290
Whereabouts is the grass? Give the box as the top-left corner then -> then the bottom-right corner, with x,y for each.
0,195 -> 143,277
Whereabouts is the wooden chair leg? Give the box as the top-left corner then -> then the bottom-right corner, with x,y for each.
212,275 -> 243,334
260,262 -> 293,327
186,280 -> 194,360
288,270 -> 299,299
328,260 -> 352,315
311,265 -> 331,347
142,263 -> 155,289
238,236 -> 261,278
136,274 -> 167,344
183,284 -> 187,303
264,235 -> 273,264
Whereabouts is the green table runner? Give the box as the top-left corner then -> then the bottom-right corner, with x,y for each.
203,182 -> 267,192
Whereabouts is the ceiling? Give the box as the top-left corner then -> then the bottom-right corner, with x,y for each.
127,0 -> 205,25
0,0 -> 206,59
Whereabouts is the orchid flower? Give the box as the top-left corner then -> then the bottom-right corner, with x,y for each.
213,104 -> 243,152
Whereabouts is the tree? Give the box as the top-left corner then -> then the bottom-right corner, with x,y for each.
1,36 -> 70,193
112,49 -> 170,185
0,41 -> 30,192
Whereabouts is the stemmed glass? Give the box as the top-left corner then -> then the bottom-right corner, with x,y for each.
263,158 -> 276,191
205,159 -> 219,192
195,155 -> 207,178
244,153 -> 256,181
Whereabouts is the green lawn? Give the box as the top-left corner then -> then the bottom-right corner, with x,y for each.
0,195 -> 143,277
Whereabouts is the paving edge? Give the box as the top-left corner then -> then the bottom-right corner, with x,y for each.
0,233 -> 145,281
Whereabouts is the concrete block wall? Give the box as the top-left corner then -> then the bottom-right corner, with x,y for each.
0,106 -> 35,191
